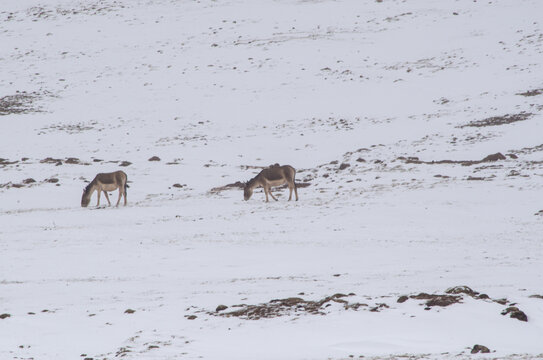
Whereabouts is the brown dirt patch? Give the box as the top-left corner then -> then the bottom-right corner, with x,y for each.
409,293 -> 462,307
209,181 -> 245,194
210,181 -> 310,194
0,158 -> 18,166
517,88 -> 543,97
459,112 -> 532,128
0,92 -> 41,116
398,152 -> 507,167
212,293 -> 366,320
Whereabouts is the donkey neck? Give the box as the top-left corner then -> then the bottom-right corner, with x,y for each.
84,179 -> 98,195
247,174 -> 263,189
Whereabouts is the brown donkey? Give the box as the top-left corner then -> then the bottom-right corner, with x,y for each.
81,171 -> 128,207
244,164 -> 298,202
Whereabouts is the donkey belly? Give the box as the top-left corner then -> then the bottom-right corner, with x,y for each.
267,179 -> 286,187
100,183 -> 119,191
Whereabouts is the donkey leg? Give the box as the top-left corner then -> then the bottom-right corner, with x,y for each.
268,188 -> 278,201
294,183 -> 299,201
288,183 -> 293,201
104,191 -> 112,206
96,190 -> 101,207
116,188 -> 122,207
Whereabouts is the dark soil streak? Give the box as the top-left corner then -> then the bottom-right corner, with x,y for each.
459,113 -> 532,128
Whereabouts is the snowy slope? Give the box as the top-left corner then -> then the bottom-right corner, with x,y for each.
1,0 -> 543,359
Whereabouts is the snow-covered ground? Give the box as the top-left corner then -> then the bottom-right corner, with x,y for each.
1,0 -> 543,359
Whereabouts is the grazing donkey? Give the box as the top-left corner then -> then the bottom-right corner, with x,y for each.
81,171 -> 128,207
244,164 -> 298,202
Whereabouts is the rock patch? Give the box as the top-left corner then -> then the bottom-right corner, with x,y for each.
517,88 -> 543,97
210,293 -> 366,320
398,152 -> 508,167
459,112 -> 532,128
209,180 -> 310,194
408,293 -> 462,308
398,286 -> 530,322
471,344 -> 491,354
501,306 -> 528,322
0,92 -> 41,115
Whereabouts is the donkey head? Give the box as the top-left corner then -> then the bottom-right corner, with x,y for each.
81,187 -> 91,207
243,181 -> 253,201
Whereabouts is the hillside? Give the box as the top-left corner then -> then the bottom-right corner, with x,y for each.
1,0 -> 543,359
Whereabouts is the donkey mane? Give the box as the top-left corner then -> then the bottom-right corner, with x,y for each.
246,177 -> 257,187
83,180 -> 95,194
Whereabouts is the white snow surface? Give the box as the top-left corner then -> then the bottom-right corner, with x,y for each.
1,0 -> 543,359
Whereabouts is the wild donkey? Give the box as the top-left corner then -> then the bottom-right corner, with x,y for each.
81,171 -> 128,207
244,164 -> 298,202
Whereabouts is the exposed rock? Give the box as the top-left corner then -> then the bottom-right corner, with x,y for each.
65,157 -> 80,164
400,152 -> 506,167
216,305 -> 228,312
410,293 -> 462,307
501,306 -> 528,322
508,170 -> 520,176
338,163 -> 350,170
471,344 -> 490,354
22,178 -> 36,184
0,158 -> 18,165
517,88 -> 543,97
148,156 -> 161,161
119,161 -> 132,167
40,157 -> 62,164
124,309 -> 135,314
481,152 -> 506,162
186,315 -> 197,320
0,92 -> 40,115
0,313 -> 11,319
397,295 -> 409,303
369,303 -> 389,312
460,112 -> 532,128
209,181 -> 245,193
214,293 -> 355,320
445,285 -> 478,297
493,298 -> 508,305
45,178 -> 59,183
